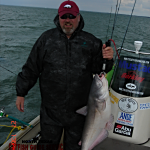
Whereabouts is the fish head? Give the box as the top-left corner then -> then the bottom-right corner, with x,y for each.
90,74 -> 108,102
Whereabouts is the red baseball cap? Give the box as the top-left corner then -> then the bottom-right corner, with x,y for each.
58,0 -> 79,17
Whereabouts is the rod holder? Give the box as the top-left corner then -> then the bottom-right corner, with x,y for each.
134,41 -> 143,54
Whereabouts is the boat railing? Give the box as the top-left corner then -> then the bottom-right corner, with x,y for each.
117,47 -> 150,55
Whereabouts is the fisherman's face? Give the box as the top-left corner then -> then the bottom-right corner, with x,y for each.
59,13 -> 80,38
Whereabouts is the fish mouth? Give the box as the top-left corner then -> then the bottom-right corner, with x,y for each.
95,74 -> 100,79
99,74 -> 105,80
95,74 -> 105,81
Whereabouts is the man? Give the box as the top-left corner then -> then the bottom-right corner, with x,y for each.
16,0 -> 114,150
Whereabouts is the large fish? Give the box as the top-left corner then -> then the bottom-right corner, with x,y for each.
76,74 -> 114,150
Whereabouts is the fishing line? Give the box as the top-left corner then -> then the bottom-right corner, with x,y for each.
110,0 -> 137,87
111,0 -> 121,39
0,65 -> 17,75
105,0 -> 119,47
106,0 -> 121,47
119,0 -> 137,55
110,0 -> 119,39
102,0 -> 121,72
106,6 -> 112,41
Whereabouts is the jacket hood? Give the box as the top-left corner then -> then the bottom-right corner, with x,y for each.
53,14 -> 84,34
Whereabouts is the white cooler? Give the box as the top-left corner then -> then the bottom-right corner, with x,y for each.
108,56 -> 150,144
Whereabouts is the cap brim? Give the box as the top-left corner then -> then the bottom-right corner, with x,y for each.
59,10 -> 78,17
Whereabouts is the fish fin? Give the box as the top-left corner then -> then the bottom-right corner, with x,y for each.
78,141 -> 82,145
105,122 -> 114,131
88,129 -> 108,150
105,114 -> 114,130
76,106 -> 88,116
109,114 -> 114,123
98,100 -> 106,111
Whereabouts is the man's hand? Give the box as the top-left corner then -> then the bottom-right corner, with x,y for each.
102,44 -> 114,60
16,96 -> 24,112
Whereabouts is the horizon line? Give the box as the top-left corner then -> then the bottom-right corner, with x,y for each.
0,4 -> 149,18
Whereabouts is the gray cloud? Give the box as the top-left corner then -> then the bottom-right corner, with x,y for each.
142,2 -> 150,10
0,0 -> 149,17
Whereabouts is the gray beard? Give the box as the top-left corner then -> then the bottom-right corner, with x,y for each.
62,28 -> 74,35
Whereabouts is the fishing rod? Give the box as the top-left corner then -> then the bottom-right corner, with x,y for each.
111,0 -> 121,39
105,0 -> 122,48
105,6 -> 112,42
0,107 -> 33,128
110,0 -> 119,39
113,0 -> 137,63
0,65 -> 17,75
102,0 -> 121,72
119,0 -> 137,55
105,0 -> 121,46
109,0 -> 137,87
102,6 -> 113,72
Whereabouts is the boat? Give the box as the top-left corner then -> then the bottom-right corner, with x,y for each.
0,115 -> 64,150
0,115 -> 149,150
0,116 -> 40,150
0,41 -> 150,150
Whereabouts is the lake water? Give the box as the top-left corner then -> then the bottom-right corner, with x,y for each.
0,5 -> 150,144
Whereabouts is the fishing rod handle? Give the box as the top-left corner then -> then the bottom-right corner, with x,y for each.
6,115 -> 34,128
102,40 -> 111,71
105,40 -> 111,47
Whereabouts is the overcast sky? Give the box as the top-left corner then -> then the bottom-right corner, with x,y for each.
0,0 -> 150,17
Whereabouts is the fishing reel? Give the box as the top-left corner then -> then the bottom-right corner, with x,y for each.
0,107 -> 5,118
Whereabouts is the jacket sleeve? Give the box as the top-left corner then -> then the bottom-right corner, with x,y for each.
91,38 -> 113,74
16,33 -> 46,97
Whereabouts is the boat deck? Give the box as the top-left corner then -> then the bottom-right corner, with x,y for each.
1,115 -> 150,150
94,138 -> 150,150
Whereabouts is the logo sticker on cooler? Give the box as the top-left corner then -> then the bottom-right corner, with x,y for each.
116,112 -> 135,126
140,103 -> 150,110
126,83 -> 136,90
119,60 -> 150,74
118,97 -> 138,113
119,87 -> 143,95
121,71 -> 145,83
113,123 -> 134,137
